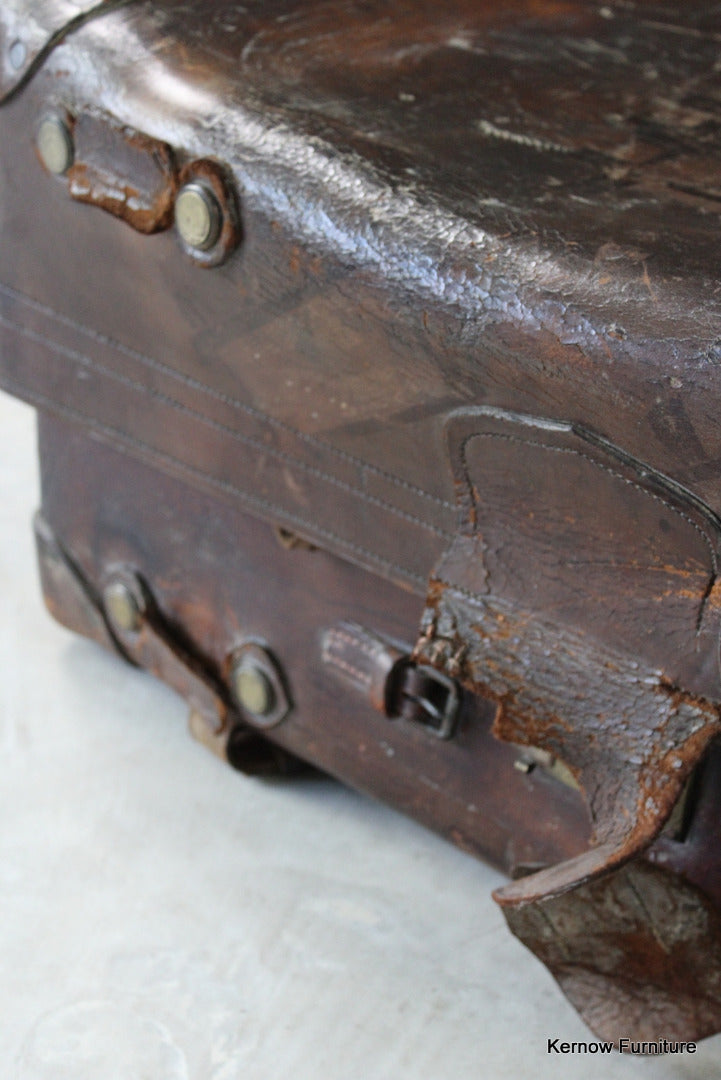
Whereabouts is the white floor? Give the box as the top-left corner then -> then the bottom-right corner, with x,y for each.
0,392 -> 719,1079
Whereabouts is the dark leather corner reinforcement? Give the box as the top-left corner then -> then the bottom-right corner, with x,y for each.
505,859 -> 721,1045
414,406 -> 721,1040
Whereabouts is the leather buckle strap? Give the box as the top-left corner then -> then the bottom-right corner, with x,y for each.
386,660 -> 459,739
321,621 -> 460,740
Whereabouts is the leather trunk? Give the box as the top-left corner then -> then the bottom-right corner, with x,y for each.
2,0 -> 721,1047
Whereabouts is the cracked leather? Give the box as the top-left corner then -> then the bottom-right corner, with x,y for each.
414,407 -> 721,1040
508,860 -> 721,1044
5,2 -> 721,590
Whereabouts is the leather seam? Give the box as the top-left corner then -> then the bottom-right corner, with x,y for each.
0,281 -> 454,510
0,311 -> 453,540
456,429 -> 719,577
321,633 -> 374,688
0,375 -> 428,589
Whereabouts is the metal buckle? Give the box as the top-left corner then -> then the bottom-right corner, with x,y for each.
389,661 -> 460,740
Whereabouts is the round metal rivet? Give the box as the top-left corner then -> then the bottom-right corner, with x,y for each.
37,116 -> 74,176
175,182 -> 222,251
9,39 -> 27,71
103,581 -> 142,633
232,661 -> 275,718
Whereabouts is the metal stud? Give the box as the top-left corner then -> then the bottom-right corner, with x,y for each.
231,659 -> 275,718
228,643 -> 291,728
36,116 -> 74,176
174,181 -> 222,252
103,580 -> 143,633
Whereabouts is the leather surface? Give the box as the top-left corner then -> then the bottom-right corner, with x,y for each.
37,411 -> 593,874
3,1 -> 721,579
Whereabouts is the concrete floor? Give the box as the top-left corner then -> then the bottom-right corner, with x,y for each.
1,392 -> 720,1079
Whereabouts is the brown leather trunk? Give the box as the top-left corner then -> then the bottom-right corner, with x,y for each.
3,0 -> 721,1047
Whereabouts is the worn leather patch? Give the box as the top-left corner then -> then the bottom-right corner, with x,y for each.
439,406 -> 721,699
414,406 -> 721,1039
505,859 -> 721,1045
67,112 -> 177,234
415,407 -> 721,893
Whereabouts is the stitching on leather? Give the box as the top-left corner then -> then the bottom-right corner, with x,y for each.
0,281 -> 454,510
0,375 -> 428,589
330,626 -> 386,665
456,429 -> 719,576
323,650 -> 372,687
330,626 -> 374,656
322,631 -> 373,687
0,312 -> 453,540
